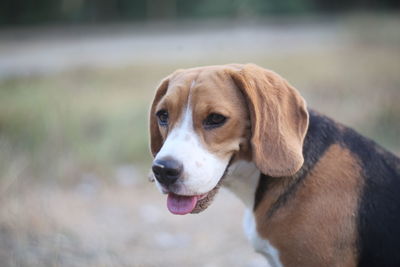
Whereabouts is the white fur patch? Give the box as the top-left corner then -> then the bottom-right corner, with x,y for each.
154,102 -> 230,196
244,209 -> 283,267
223,160 -> 260,207
224,161 -> 283,266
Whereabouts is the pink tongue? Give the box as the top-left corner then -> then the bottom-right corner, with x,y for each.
167,193 -> 198,215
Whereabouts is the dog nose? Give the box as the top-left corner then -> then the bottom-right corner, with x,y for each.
152,159 -> 183,186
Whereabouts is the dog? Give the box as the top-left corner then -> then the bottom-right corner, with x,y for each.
148,64 -> 400,267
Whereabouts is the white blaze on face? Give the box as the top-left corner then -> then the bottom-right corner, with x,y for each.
154,102 -> 230,196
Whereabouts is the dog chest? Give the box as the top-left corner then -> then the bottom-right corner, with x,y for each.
243,209 -> 283,267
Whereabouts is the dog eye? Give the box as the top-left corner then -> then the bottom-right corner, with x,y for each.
203,113 -> 227,129
156,110 -> 169,126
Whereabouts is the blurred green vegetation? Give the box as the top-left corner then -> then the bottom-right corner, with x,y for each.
0,65 -> 176,182
1,40 -> 399,184
1,0 -> 399,26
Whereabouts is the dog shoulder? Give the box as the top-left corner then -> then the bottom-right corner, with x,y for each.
340,117 -> 400,266
253,109 -> 400,266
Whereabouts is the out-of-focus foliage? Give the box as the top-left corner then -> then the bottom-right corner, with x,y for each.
1,0 -> 400,26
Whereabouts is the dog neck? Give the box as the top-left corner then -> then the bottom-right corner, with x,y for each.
253,109 -> 341,213
224,109 -> 338,211
223,160 -> 261,208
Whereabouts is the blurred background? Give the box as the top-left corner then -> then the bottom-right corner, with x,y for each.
0,1 -> 399,266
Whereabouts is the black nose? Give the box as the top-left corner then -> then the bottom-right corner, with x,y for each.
152,159 -> 183,186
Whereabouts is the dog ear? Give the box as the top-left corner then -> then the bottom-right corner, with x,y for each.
229,64 -> 309,177
149,78 -> 169,157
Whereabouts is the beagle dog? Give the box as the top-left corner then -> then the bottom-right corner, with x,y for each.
148,64 -> 400,267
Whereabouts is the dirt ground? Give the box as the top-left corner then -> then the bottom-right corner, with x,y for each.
0,175 -> 268,267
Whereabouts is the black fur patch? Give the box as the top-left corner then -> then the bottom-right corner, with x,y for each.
253,109 -> 400,266
342,126 -> 400,266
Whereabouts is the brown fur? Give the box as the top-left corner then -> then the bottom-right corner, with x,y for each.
228,64 -> 309,177
150,77 -> 169,156
255,144 -> 362,267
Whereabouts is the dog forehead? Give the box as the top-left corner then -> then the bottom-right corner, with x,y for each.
158,66 -> 242,120
169,66 -> 236,99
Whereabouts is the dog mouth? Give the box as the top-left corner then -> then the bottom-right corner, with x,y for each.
166,184 -> 221,215
162,155 -> 234,215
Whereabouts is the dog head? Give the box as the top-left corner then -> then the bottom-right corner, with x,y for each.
149,64 -> 309,215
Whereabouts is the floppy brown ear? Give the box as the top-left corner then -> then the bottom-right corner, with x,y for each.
149,78 -> 169,157
229,64 -> 309,177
